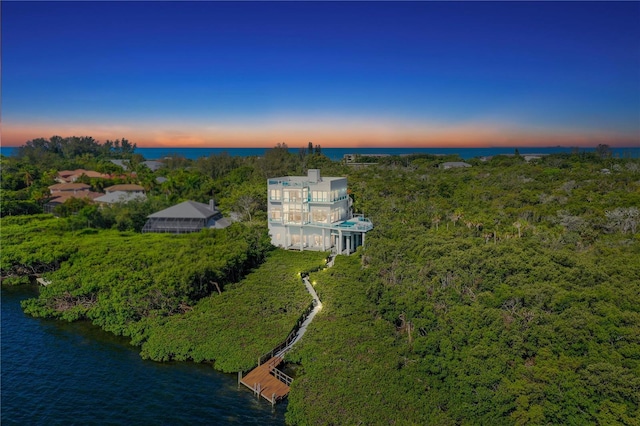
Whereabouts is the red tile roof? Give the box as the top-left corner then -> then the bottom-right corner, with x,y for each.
49,183 -> 91,192
48,191 -> 104,204
56,169 -> 111,182
105,184 -> 145,192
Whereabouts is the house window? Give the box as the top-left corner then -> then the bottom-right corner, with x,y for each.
312,191 -> 328,202
270,189 -> 281,201
311,207 -> 329,223
331,209 -> 340,223
284,189 -> 301,202
270,208 -> 282,221
284,204 -> 302,224
330,188 -> 347,201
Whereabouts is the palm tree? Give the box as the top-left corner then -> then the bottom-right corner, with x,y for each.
513,221 -> 523,238
432,215 -> 441,231
450,209 -> 463,227
23,170 -> 34,187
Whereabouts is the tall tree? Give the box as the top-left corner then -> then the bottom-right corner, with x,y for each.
595,144 -> 612,159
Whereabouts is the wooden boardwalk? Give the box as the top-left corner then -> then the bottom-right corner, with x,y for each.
239,356 -> 292,405
238,262 -> 330,406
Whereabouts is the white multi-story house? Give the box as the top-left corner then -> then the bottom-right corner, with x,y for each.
267,169 -> 373,254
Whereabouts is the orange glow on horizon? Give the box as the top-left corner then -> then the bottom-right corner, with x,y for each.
2,121 -> 637,149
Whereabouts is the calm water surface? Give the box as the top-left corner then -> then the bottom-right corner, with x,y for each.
2,146 -> 639,160
1,285 -> 286,425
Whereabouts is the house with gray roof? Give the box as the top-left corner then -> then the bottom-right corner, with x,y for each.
104,184 -> 145,194
142,200 -> 230,234
95,184 -> 147,205
111,159 -> 165,172
441,161 -> 472,169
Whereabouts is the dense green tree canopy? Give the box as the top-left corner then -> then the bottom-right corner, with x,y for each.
286,154 -> 640,425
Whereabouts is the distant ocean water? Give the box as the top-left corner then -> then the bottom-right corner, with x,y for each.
2,145 -> 639,160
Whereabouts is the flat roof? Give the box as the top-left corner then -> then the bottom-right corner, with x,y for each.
268,176 -> 345,185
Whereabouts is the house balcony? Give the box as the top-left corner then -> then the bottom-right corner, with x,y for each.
334,215 -> 373,231
308,195 -> 348,203
271,216 -> 373,232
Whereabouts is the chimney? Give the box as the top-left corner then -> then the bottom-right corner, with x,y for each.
209,199 -> 215,211
307,169 -> 321,183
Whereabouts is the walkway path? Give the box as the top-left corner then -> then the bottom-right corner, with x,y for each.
239,255 -> 333,404
274,274 -> 323,358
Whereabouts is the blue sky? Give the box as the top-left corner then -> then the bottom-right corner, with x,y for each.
2,1 -> 639,147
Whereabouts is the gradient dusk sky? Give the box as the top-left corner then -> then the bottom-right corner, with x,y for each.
2,1 -> 639,148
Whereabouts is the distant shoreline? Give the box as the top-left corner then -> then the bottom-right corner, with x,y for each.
2,146 -> 638,161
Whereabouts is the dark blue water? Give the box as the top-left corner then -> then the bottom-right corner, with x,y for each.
2,146 -> 638,160
134,146 -> 640,161
1,285 -> 286,425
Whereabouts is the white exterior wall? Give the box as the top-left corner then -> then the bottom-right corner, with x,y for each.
268,224 -> 333,250
267,169 -> 354,252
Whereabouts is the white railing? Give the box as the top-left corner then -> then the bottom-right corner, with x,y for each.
271,367 -> 293,386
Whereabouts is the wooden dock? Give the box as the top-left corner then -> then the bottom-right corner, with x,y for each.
239,356 -> 292,405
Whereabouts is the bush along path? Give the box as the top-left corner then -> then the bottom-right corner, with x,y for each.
238,255 -> 332,405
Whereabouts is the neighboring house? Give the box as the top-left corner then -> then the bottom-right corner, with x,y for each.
110,160 -> 128,170
111,159 -> 165,171
267,169 -> 373,255
441,162 -> 472,169
95,191 -> 146,205
56,169 -> 111,183
523,154 -> 547,162
45,183 -> 103,213
49,183 -> 91,194
480,154 -> 548,162
142,200 -> 230,234
343,153 -> 390,163
104,184 -> 146,195
143,161 -> 164,171
343,154 -> 357,163
95,184 -> 147,205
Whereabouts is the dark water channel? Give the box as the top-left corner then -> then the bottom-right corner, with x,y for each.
1,285 -> 286,425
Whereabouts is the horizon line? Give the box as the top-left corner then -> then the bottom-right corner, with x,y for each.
3,144 -> 639,150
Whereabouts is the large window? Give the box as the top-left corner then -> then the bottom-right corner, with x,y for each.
330,187 -> 347,201
270,208 -> 282,221
284,204 -> 304,223
269,189 -> 281,201
311,206 -> 329,223
331,208 -> 340,223
311,190 -> 329,202
284,189 -> 302,202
